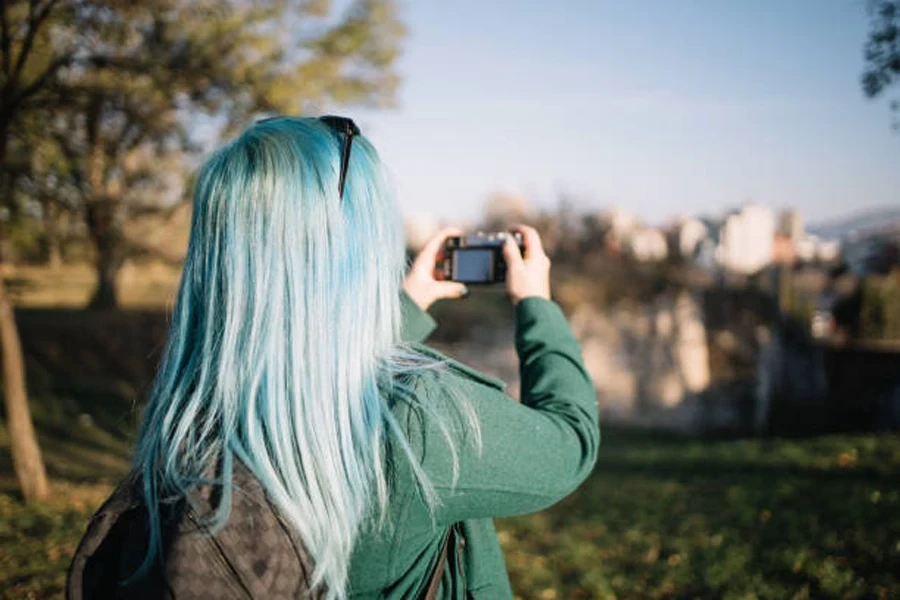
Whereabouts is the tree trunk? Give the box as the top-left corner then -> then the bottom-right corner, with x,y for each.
86,202 -> 124,309
43,197 -> 63,270
0,120 -> 49,502
0,277 -> 49,502
89,244 -> 121,309
48,240 -> 62,270
84,106 -> 123,310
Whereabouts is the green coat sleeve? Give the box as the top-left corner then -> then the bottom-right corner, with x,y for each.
406,297 -> 600,526
400,290 -> 437,343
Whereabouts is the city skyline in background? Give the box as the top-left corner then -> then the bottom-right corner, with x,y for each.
349,0 -> 899,228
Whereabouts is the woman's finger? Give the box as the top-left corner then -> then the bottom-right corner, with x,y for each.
419,226 -> 463,262
503,236 -> 524,269
434,280 -> 469,300
509,224 -> 544,260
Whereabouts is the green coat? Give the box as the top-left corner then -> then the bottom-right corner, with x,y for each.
347,294 -> 600,598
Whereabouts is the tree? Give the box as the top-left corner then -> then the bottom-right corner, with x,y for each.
0,0 -> 406,502
860,269 -> 900,340
579,212 -> 613,259
4,107 -> 82,268
529,195 -> 582,263
49,0 -> 406,308
0,279 -> 47,501
0,0 -> 70,503
862,1 -> 900,128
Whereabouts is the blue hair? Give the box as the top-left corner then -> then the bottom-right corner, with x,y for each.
132,117 -> 477,597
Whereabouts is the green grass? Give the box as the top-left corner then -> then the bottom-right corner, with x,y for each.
3,422 -> 898,599
0,409 -> 130,599
497,430 -> 900,600
0,481 -> 115,599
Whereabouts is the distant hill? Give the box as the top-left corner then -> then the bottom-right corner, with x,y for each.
809,206 -> 900,240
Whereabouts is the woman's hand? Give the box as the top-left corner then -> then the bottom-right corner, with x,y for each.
502,224 -> 551,306
402,227 -> 469,312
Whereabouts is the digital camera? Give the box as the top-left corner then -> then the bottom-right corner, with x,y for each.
438,231 -> 525,284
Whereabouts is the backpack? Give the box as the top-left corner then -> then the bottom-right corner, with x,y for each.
67,461 -> 456,599
67,461 -> 318,599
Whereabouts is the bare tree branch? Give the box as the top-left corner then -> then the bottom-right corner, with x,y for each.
10,0 -> 60,86
8,55 -> 71,109
0,2 -> 11,77
9,0 -> 38,86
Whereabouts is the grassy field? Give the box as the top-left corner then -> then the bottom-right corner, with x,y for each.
500,432 -> 900,599
2,266 -> 900,599
3,420 -> 899,600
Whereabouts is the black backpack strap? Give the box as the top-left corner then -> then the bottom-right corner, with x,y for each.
423,523 -> 465,600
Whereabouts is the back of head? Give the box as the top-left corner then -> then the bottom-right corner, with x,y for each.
134,117 -> 411,597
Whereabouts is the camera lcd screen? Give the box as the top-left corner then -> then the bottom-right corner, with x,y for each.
453,249 -> 494,282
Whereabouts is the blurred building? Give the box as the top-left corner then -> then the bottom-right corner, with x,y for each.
716,204 -> 776,274
627,228 -> 668,262
779,209 -> 804,242
594,207 -> 641,257
817,240 -> 842,263
795,235 -> 842,264
673,217 -> 708,258
772,233 -> 796,265
600,208 -> 639,240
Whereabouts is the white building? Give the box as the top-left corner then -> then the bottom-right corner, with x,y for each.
816,239 -> 841,263
794,236 -> 817,263
674,217 -> 708,258
794,235 -> 841,264
628,228 -> 669,262
779,209 -> 804,242
599,207 -> 640,241
715,204 -> 775,274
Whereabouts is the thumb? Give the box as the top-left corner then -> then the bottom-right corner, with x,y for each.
419,226 -> 463,265
503,236 -> 524,269
435,280 -> 469,300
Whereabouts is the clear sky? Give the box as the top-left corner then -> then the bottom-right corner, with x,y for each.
348,0 -> 899,228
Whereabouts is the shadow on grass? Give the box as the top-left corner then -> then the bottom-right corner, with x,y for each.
594,456 -> 898,484
1,307 -> 158,499
0,415 -> 131,496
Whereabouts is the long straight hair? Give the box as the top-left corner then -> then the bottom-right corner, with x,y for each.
132,117 -> 476,598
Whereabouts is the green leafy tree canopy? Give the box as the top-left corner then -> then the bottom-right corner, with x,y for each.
862,1 -> 900,128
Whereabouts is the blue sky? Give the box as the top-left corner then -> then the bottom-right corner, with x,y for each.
351,0 -> 899,227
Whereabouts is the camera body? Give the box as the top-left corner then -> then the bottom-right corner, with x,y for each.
439,231 -> 525,284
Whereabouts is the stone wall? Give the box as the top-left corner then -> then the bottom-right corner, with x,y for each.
431,286 -> 900,436
432,291 -> 737,434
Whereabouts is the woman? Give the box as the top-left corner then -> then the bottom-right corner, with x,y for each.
68,116 -> 599,599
